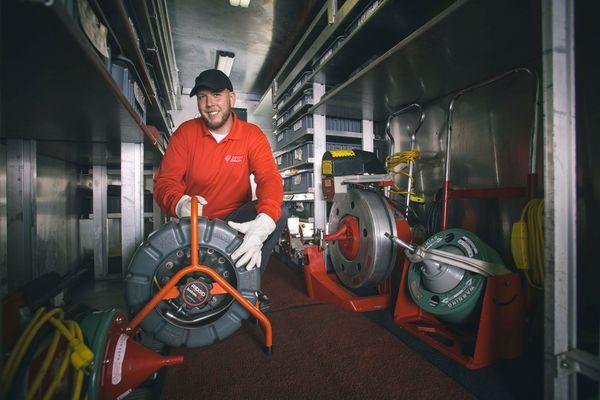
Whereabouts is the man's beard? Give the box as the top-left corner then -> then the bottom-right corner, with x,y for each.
203,107 -> 231,130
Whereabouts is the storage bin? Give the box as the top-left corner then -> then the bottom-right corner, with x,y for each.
292,142 -> 313,165
346,0 -> 382,36
312,35 -> 346,68
110,62 -> 132,105
285,171 -> 314,193
290,89 -> 313,114
291,70 -> 312,94
289,201 -> 314,219
275,91 -> 290,111
132,81 -> 147,124
275,110 -> 289,128
284,115 -> 363,146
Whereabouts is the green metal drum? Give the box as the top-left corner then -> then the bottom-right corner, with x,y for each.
407,229 -> 504,324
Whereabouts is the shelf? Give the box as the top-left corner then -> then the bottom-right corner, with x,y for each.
274,0 -> 456,112
279,159 -> 315,173
275,121 -> 363,152
128,0 -> 180,111
273,0 -> 367,103
100,0 -> 170,132
312,0 -> 456,88
275,103 -> 313,131
311,0 -> 539,121
1,1 -> 164,165
107,213 -> 154,219
284,189 -> 315,195
284,193 -> 315,202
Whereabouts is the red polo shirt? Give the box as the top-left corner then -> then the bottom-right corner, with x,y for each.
153,114 -> 283,221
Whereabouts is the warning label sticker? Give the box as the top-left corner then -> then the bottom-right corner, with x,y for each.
112,334 -> 129,385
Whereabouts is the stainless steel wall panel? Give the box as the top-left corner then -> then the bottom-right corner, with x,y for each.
6,139 -> 36,289
0,143 -> 7,297
387,72 -> 537,264
35,155 -> 81,277
93,164 -> 108,278
121,142 -> 144,274
448,74 -> 534,189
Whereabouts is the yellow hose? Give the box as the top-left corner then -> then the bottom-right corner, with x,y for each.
25,329 -> 61,400
0,308 -> 93,400
1,306 -> 46,383
511,199 -> 545,289
385,150 -> 424,201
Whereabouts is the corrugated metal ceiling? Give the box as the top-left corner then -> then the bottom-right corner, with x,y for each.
167,0 -> 323,99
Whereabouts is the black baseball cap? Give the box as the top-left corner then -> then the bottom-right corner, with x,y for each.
189,69 -> 233,97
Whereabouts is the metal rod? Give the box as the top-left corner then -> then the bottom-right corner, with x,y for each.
441,67 -> 538,229
384,232 -> 415,252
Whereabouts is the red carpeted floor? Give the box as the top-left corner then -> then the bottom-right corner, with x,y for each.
160,257 -> 474,399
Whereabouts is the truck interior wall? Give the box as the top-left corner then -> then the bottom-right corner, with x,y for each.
0,147 -> 81,293
575,0 -> 600,358
0,143 -> 6,297
388,72 -> 538,262
35,154 -> 81,278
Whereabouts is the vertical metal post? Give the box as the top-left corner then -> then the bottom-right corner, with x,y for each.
6,139 -> 37,289
327,0 -> 338,24
92,164 -> 108,278
312,82 -> 327,231
362,119 -> 374,152
121,142 -> 144,275
543,0 -> 578,398
151,167 -> 163,231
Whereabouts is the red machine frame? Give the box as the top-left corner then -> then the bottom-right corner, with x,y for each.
303,218 -> 411,312
393,258 -> 524,369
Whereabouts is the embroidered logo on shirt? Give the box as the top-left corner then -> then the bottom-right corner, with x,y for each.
224,155 -> 243,163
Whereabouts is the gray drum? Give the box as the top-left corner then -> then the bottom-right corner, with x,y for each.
327,188 -> 398,288
125,217 -> 259,347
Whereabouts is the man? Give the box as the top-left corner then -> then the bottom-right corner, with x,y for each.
153,69 -> 285,271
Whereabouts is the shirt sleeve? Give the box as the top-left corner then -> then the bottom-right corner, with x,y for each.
248,128 -> 283,222
153,125 -> 189,217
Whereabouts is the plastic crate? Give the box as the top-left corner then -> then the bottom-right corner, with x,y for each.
346,0 -> 383,36
275,153 -> 285,169
290,89 -> 313,114
132,81 -> 146,124
110,62 -> 132,105
274,91 -> 291,111
291,70 -> 313,94
312,35 -> 346,68
290,142 -> 314,165
284,115 -> 362,146
289,201 -> 314,219
285,171 -> 314,193
275,110 -> 289,128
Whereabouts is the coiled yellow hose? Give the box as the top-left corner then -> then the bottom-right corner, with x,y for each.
0,308 -> 93,400
511,199 -> 545,289
385,150 -> 424,201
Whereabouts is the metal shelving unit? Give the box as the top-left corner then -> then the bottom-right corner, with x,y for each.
1,0 -> 167,165
311,0 -> 538,121
273,0 -> 456,114
101,0 -> 174,132
2,0 -> 173,278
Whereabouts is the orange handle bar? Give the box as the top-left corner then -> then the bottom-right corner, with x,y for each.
127,196 -> 273,352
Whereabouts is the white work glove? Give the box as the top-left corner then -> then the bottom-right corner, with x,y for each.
175,195 -> 208,218
228,213 -> 276,271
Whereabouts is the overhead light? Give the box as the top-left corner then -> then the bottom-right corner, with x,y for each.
229,0 -> 250,7
216,51 -> 235,77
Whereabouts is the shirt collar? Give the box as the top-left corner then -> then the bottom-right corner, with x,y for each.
198,112 -> 241,141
